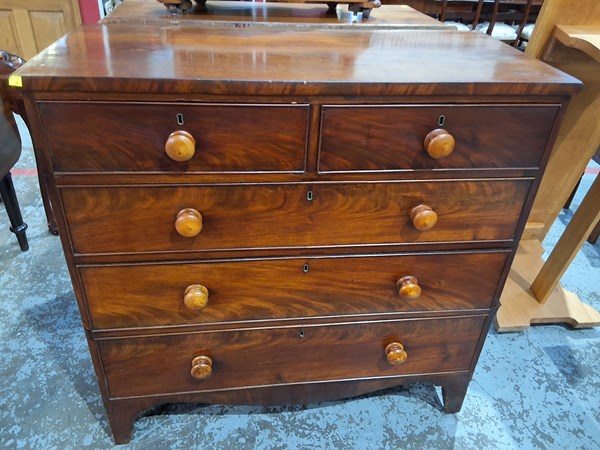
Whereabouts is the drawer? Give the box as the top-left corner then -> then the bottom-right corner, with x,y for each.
319,104 -> 559,172
80,251 -> 509,329
61,179 -> 531,255
38,102 -> 309,173
97,315 -> 486,398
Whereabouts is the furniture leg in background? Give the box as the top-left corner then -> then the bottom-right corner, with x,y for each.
497,174 -> 600,331
530,174 -> 600,304
1,88 -> 28,251
1,51 -> 58,235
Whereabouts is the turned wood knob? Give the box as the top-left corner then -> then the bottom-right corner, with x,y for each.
184,284 -> 209,310
165,130 -> 196,162
424,128 -> 455,159
410,204 -> 438,231
396,276 -> 421,300
190,355 -> 213,380
385,342 -> 408,366
175,208 -> 203,237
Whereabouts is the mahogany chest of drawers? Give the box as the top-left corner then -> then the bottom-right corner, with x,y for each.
16,24 -> 579,443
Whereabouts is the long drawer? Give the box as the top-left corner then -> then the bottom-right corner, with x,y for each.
38,102 -> 309,173
80,251 -> 508,329
319,104 -> 558,172
97,315 -> 487,398
61,179 -> 531,255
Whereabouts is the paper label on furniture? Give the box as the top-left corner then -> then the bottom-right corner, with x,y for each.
8,75 -> 22,88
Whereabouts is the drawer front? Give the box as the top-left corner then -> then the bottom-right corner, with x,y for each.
319,105 -> 559,172
61,180 -> 530,255
39,102 -> 309,173
98,315 -> 486,398
81,251 -> 508,329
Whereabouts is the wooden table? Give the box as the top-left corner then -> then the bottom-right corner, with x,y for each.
496,1 -> 600,331
105,0 -> 448,28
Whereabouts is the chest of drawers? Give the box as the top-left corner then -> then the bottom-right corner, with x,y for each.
17,24 -> 579,443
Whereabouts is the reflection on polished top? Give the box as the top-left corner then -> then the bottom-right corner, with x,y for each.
102,0 -> 446,29
17,25 -> 580,96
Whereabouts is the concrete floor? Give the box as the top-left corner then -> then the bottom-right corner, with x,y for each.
1,116 -> 599,449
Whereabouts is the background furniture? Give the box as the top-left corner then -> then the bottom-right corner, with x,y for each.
1,51 -> 58,235
478,0 -> 536,46
0,0 -> 82,60
0,80 -> 28,251
102,0 -> 448,28
434,0 -> 539,46
15,19 -> 577,443
496,0 -> 600,331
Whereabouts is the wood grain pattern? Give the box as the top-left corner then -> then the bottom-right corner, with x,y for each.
39,102 -> 309,173
15,25 -> 580,96
79,251 -> 508,329
16,15 -> 574,442
319,104 -> 559,172
97,315 -> 486,398
61,180 -> 531,255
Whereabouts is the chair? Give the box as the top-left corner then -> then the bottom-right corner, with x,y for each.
439,0 -> 485,31
477,0 -> 536,47
0,88 -> 28,251
438,0 -> 537,48
1,50 -> 58,236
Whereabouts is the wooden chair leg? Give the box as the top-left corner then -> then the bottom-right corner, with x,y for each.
0,172 -> 29,251
563,175 -> 583,209
588,218 -> 600,244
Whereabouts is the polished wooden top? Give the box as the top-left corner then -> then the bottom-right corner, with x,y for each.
104,0 -> 445,29
16,24 -> 580,96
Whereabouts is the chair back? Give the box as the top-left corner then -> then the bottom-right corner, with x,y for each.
485,0 -> 536,46
439,0 -> 485,29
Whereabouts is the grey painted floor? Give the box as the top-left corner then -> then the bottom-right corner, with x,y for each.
1,116 -> 599,449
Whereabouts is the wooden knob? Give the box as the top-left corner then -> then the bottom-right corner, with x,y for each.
190,355 -> 213,380
424,128 -> 455,159
396,276 -> 421,300
184,284 -> 209,310
175,208 -> 203,237
410,204 -> 438,231
385,342 -> 408,366
165,130 -> 196,162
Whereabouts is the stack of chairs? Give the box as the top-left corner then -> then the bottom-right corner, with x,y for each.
438,0 -> 538,48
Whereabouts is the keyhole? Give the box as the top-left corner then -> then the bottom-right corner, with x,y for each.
177,113 -> 185,126
303,263 -> 309,273
438,115 -> 446,127
306,191 -> 314,202
299,329 -> 305,338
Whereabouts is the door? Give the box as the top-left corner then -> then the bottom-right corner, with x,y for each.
0,0 -> 81,60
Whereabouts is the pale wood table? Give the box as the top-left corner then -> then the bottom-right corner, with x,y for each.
496,20 -> 600,331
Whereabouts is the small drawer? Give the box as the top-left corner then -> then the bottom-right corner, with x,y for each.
38,102 -> 309,173
61,179 -> 531,255
318,104 -> 559,172
97,315 -> 486,398
80,250 -> 509,329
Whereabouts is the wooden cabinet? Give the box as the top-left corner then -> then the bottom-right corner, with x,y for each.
16,23 -> 579,443
0,0 -> 81,59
